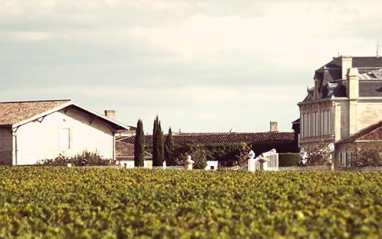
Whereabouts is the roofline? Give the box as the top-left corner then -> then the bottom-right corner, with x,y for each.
11,101 -> 130,130
0,99 -> 72,104
355,140 -> 382,143
336,120 -> 382,144
70,102 -> 131,130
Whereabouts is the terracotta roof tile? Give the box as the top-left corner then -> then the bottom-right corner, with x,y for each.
0,99 -> 71,126
121,132 -> 294,145
116,141 -> 152,157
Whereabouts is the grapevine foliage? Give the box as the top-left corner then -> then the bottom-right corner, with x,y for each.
0,167 -> 382,238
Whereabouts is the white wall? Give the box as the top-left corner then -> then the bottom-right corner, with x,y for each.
205,161 -> 218,171
0,128 -> 12,165
15,107 -> 115,165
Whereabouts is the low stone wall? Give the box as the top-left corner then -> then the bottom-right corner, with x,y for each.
336,166 -> 382,171
279,166 -> 331,171
279,166 -> 382,171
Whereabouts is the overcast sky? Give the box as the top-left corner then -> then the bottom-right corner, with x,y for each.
1,0 -> 382,133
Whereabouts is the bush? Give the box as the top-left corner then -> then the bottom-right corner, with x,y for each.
279,153 -> 300,167
355,142 -> 382,167
305,142 -> 333,166
172,141 -> 207,169
236,143 -> 252,167
38,151 -> 112,166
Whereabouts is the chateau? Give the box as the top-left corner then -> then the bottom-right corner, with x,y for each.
298,56 -> 382,166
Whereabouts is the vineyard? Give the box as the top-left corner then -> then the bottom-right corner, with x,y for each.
1,167 -> 382,238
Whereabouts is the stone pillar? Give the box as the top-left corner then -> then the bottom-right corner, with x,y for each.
258,157 -> 269,171
248,150 -> 256,172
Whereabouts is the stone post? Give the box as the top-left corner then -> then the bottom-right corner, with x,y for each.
248,150 -> 256,172
184,155 -> 194,170
258,157 -> 270,171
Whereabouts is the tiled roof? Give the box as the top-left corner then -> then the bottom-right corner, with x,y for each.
116,141 -> 134,156
0,99 -> 71,126
337,121 -> 382,144
0,99 -> 131,130
121,132 -> 295,145
116,140 -> 152,157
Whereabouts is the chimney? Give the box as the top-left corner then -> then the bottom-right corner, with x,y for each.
346,68 -> 359,99
270,121 -> 278,132
104,110 -> 116,120
341,56 -> 352,79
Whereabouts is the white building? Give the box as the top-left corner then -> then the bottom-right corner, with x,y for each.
0,99 -> 130,166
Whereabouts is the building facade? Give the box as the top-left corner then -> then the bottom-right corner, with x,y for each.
0,100 -> 130,166
298,56 -> 382,165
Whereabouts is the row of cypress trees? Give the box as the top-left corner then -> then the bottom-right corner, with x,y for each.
134,116 -> 174,167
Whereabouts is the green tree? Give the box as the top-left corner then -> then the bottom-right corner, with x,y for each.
190,145 -> 207,169
134,119 -> 145,167
152,116 -> 158,166
157,121 -> 165,166
164,128 -> 175,166
152,116 -> 165,166
174,141 -> 207,169
235,142 -> 252,166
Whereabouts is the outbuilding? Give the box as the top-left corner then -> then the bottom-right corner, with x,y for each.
0,99 -> 130,166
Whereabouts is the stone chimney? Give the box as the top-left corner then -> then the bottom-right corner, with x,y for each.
104,110 -> 116,120
270,121 -> 278,132
346,68 -> 359,99
341,56 -> 352,79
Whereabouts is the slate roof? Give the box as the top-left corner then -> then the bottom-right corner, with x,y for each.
0,99 -> 71,126
337,120 -> 382,144
318,57 -> 382,71
359,80 -> 382,97
121,132 -> 295,145
301,56 -> 382,103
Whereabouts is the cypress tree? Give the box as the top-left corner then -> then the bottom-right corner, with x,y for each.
164,128 -> 174,165
152,116 -> 159,166
134,119 -> 145,167
157,121 -> 165,166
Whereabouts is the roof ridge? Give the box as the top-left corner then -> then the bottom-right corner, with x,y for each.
0,99 -> 72,104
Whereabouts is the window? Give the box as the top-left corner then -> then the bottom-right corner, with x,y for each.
340,151 -> 354,167
321,110 -> 331,135
302,113 -> 312,138
60,128 -> 71,150
312,112 -> 319,136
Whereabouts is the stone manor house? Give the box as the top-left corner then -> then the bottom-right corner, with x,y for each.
298,56 -> 382,166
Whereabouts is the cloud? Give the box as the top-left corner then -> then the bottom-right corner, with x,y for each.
1,0 -> 382,132
0,31 -> 49,42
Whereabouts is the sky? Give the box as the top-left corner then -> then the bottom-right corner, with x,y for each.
1,0 -> 382,134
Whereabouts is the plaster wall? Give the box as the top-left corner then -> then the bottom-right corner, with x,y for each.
15,107 -> 115,165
